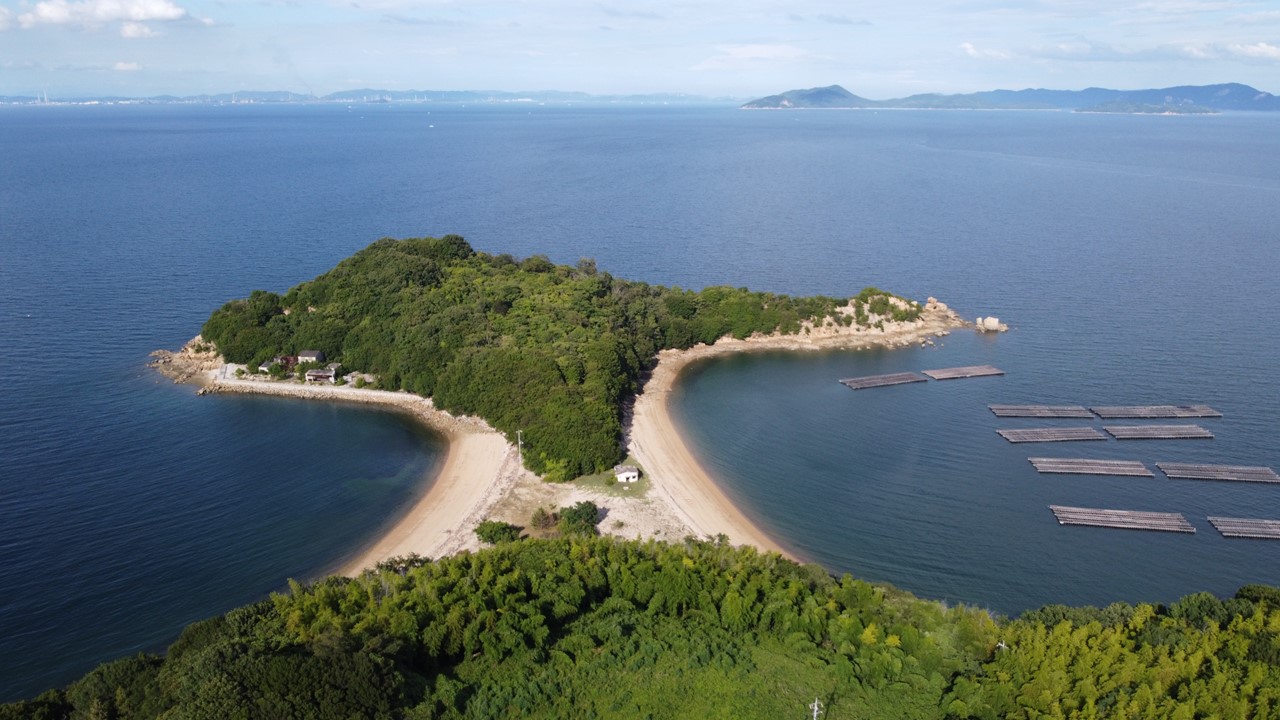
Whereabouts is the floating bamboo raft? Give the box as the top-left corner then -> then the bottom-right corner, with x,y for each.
1104,425 -> 1214,440
989,405 -> 1093,418
1091,405 -> 1222,419
1029,458 -> 1154,477
1049,505 -> 1195,533
1208,517 -> 1280,539
998,427 -> 1107,443
1157,463 -> 1280,484
838,372 -> 929,390
922,365 -> 1005,381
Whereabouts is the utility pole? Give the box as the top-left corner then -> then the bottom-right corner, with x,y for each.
809,698 -> 824,720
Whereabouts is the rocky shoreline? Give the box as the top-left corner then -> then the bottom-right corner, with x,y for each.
147,336 -> 222,384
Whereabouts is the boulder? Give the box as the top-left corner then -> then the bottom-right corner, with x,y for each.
975,316 -> 1008,332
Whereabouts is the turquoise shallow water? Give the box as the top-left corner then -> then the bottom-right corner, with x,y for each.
1,104 -> 1278,699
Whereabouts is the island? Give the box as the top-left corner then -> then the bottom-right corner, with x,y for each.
741,82 -> 1279,111
151,235 -> 967,566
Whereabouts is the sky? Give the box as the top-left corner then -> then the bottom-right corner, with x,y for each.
1,0 -> 1278,99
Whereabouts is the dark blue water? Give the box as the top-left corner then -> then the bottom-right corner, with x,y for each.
2,104 -> 1277,699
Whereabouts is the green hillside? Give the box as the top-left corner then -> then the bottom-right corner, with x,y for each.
8,537 -> 1280,718
199,236 -> 916,480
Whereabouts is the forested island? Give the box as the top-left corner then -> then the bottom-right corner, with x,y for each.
198,235 -> 919,480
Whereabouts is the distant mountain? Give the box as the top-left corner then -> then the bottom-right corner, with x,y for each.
740,85 -> 875,109
742,83 -> 1280,111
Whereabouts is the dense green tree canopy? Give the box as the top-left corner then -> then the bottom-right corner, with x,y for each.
10,537 -> 1280,719
200,236 -> 912,479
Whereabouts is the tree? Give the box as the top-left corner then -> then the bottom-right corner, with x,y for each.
557,501 -> 600,536
530,507 -> 555,530
474,520 -> 522,545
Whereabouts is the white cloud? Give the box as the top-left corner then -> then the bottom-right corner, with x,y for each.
1226,41 -> 1280,60
17,0 -> 188,30
961,42 -> 1013,60
113,61 -> 141,71
0,7 -> 11,31
120,21 -> 154,37
692,44 -> 817,71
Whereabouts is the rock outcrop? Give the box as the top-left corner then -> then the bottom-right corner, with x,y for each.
975,316 -> 1009,333
148,335 -> 223,383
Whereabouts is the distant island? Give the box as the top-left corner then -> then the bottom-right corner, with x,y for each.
0,88 -> 735,107
742,82 -> 1279,112
8,81 -> 1278,110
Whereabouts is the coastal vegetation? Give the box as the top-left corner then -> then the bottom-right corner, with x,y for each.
8,536 -> 1280,718
199,236 -> 916,480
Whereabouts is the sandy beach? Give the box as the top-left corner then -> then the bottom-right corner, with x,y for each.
187,371 -> 523,575
155,299 -> 968,575
627,302 -> 968,562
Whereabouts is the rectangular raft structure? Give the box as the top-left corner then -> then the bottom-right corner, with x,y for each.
1104,425 -> 1214,440
990,405 -> 1093,418
998,427 -> 1107,443
1158,463 -> 1280,484
838,372 -> 929,391
922,365 -> 1005,381
1091,405 -> 1222,419
1029,458 -> 1154,477
1208,517 -> 1280,539
1050,505 -> 1196,533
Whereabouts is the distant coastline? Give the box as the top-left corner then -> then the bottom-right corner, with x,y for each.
740,82 -> 1278,112
153,300 -> 968,576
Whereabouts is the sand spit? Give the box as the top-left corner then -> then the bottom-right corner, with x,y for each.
154,299 -> 968,574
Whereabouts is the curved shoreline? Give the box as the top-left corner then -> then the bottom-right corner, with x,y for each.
196,374 -> 521,576
627,307 -> 967,563
166,303 -> 967,576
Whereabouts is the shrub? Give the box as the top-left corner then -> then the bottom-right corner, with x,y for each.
474,520 -> 522,545
557,501 -> 600,536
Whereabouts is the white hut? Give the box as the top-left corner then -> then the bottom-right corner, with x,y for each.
613,465 -> 640,484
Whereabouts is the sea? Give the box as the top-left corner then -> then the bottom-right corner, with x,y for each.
1,102 -> 1277,701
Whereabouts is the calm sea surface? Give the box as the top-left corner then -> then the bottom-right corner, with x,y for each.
1,103 -> 1277,700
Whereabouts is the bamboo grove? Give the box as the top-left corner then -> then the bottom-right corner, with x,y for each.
10,537 -> 1280,718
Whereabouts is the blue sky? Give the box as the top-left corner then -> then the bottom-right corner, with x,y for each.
1,0 -> 1278,98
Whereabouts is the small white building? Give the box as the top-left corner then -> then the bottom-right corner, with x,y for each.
298,349 -> 326,364
613,465 -> 640,484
